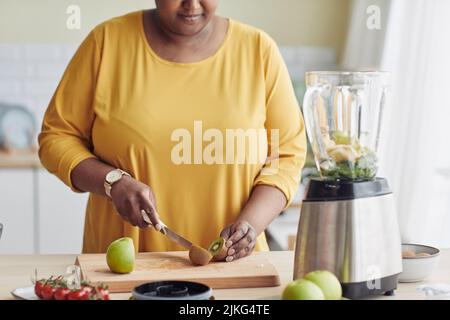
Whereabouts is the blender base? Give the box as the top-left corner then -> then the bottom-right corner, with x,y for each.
341,273 -> 399,300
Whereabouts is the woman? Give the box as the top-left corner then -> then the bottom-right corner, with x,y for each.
39,0 -> 307,262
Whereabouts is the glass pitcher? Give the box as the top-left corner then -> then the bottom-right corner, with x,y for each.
302,71 -> 390,181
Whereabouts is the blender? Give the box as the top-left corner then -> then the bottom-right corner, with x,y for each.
294,71 -> 402,299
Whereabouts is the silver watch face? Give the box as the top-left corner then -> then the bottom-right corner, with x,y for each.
106,170 -> 122,184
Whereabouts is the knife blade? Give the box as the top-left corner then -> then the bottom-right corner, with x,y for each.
140,210 -> 193,249
160,226 -> 193,249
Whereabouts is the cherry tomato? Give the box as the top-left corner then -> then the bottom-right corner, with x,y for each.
41,284 -> 56,300
95,287 -> 110,300
67,289 -> 85,300
81,285 -> 93,293
68,289 -> 91,300
34,280 -> 45,299
34,276 -> 109,301
79,289 -> 90,300
54,287 -> 71,300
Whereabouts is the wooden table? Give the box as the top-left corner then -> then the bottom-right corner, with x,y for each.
1,251 -> 449,300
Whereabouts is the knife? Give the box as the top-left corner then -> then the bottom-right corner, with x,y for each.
140,210 -> 193,249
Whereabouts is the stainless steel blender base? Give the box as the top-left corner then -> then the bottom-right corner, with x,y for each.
293,193 -> 402,298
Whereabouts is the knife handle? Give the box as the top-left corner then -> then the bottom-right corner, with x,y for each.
140,209 -> 167,234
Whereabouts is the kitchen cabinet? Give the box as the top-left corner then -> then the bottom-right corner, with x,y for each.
38,171 -> 87,254
266,208 -> 300,250
0,170 -> 35,254
0,158 -> 87,254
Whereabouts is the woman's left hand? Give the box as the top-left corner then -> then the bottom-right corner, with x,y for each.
220,220 -> 257,262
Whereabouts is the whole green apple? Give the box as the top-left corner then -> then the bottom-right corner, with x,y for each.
304,270 -> 342,300
106,237 -> 135,274
282,279 -> 325,300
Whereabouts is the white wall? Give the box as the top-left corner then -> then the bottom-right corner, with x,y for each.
0,0 -> 348,135
0,0 -> 351,61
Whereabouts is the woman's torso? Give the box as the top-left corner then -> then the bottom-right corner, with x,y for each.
83,11 -> 271,253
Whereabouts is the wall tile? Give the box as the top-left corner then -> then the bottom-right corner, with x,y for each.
0,80 -> 22,96
23,44 -> 62,61
0,44 -> 23,60
0,61 -> 32,78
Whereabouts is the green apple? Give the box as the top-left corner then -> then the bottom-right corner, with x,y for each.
282,279 -> 325,300
304,270 -> 342,300
106,237 -> 135,274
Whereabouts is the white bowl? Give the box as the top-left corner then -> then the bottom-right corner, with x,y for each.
399,244 -> 440,283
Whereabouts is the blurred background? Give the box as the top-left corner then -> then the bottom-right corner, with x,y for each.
0,0 -> 449,254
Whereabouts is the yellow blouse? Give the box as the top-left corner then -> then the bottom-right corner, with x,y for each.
38,11 -> 307,253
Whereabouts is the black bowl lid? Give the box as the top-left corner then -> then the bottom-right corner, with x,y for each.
132,281 -> 212,300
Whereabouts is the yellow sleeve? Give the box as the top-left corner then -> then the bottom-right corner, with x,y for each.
38,28 -> 102,192
253,33 -> 308,208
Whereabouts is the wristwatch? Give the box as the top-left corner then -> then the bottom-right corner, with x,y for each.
104,169 -> 131,198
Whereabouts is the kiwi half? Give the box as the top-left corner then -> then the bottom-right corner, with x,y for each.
189,245 -> 213,266
208,237 -> 228,262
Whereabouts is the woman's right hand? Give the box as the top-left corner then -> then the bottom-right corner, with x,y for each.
109,176 -> 163,230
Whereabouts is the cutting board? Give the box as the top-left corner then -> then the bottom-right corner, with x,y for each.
75,251 -> 280,293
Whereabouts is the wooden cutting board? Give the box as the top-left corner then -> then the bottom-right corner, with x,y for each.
75,251 -> 280,293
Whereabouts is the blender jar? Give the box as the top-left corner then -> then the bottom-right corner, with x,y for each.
302,71 -> 389,181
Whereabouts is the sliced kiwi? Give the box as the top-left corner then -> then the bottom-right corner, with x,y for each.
208,237 -> 228,262
189,245 -> 213,266
212,246 -> 228,262
208,237 -> 225,255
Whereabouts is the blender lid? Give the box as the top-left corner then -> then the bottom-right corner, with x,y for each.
132,281 -> 212,300
303,177 -> 392,202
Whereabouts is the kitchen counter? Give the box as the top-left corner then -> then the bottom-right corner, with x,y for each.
1,250 -> 449,300
0,150 -> 41,168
